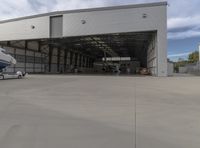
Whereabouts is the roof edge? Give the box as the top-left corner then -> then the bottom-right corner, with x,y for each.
0,2 -> 167,24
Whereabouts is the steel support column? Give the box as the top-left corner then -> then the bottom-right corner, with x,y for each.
64,49 -> 68,72
49,45 -> 53,72
25,41 -> 27,72
57,48 -> 61,72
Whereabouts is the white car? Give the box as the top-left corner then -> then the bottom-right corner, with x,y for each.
0,71 -> 26,80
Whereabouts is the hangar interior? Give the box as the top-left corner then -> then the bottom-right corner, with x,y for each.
0,31 -> 157,75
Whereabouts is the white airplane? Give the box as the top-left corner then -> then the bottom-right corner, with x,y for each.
0,48 -> 16,71
0,48 -> 26,79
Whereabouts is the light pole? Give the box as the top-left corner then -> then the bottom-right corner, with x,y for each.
199,44 -> 200,62
199,44 -> 200,74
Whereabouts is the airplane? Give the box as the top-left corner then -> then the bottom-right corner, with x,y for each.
0,48 -> 26,79
0,47 -> 16,71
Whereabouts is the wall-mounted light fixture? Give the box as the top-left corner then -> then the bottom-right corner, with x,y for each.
81,20 -> 86,24
142,13 -> 147,18
31,25 -> 35,29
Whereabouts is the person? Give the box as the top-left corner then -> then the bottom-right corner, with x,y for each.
74,66 -> 78,74
115,65 -> 121,75
127,64 -> 130,74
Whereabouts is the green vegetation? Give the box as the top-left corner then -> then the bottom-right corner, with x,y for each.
174,59 -> 188,72
174,51 -> 199,72
188,51 -> 199,63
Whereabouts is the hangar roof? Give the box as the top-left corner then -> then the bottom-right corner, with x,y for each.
0,2 -> 167,24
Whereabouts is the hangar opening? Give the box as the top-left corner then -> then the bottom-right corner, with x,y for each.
0,31 -> 157,75
47,31 -> 157,75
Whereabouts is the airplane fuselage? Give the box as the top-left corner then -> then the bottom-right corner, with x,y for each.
0,48 -> 16,71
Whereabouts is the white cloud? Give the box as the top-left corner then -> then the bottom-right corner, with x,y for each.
168,16 -> 200,30
53,0 -> 106,11
168,52 -> 191,58
168,30 -> 200,40
0,0 -> 109,20
0,0 -> 32,19
167,15 -> 200,39
166,0 -> 200,39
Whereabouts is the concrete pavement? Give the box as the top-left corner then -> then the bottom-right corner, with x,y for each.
0,75 -> 200,148
0,75 -> 135,148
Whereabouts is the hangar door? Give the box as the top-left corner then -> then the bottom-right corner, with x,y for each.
50,15 -> 63,38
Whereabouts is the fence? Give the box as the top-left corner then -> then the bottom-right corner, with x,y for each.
179,62 -> 200,75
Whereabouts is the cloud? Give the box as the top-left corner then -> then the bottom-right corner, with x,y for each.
0,0 -> 109,20
168,30 -> 200,40
53,0 -> 107,11
0,0 -> 50,20
166,0 -> 200,39
168,15 -> 200,39
168,52 -> 191,58
168,16 -> 200,31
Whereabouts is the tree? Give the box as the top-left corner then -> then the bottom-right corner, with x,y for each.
188,51 -> 199,63
174,59 -> 188,73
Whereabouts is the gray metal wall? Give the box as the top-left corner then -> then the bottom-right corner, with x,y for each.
0,44 -> 94,74
62,5 -> 165,37
167,62 -> 174,76
147,33 -> 157,75
0,17 -> 49,41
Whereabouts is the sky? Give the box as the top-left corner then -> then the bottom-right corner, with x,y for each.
0,0 -> 200,61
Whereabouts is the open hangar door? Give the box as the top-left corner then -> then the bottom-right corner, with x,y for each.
0,31 -> 157,76
45,31 -> 157,75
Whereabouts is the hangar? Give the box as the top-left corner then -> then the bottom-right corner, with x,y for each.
0,2 -> 167,76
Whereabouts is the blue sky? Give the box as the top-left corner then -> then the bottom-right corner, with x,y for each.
0,0 -> 200,61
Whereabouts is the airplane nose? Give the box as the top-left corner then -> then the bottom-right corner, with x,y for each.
11,57 -> 17,64
7,54 -> 17,65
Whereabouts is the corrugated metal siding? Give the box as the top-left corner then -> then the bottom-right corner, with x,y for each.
0,17 -> 49,41
62,6 -> 165,37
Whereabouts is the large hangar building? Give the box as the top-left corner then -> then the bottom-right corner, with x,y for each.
0,2 -> 167,76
